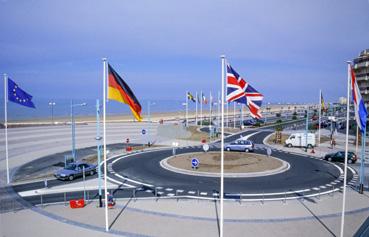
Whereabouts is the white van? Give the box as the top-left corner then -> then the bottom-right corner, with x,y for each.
285,133 -> 316,148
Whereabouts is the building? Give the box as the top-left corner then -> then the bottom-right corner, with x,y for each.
353,49 -> 369,109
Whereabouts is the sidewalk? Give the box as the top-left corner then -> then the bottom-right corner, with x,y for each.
2,188 -> 369,237
264,128 -> 365,160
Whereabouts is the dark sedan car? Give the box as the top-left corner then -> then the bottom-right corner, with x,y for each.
324,151 -> 357,164
54,162 -> 97,181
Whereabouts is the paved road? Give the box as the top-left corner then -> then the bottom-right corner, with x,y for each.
107,130 -> 353,200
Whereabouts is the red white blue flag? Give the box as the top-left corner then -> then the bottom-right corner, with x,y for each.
226,64 -> 263,119
350,64 -> 367,133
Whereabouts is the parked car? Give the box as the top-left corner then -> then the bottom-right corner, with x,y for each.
243,119 -> 256,126
324,151 -> 357,164
54,162 -> 97,181
225,139 -> 254,152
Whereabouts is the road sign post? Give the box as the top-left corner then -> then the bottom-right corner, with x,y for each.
191,158 -> 199,169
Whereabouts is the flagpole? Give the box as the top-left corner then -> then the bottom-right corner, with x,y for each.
217,91 -> 220,132
195,91 -> 198,125
4,73 -> 9,184
233,102 -> 236,128
222,101 -> 229,128
340,62 -> 351,237
318,89 -> 322,146
200,90 -> 203,126
185,91 -> 188,127
360,125 -> 366,194
220,55 -> 225,237
102,58 -> 109,232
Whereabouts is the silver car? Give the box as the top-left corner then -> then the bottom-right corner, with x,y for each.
225,139 -> 254,152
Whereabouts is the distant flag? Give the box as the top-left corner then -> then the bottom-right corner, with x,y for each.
350,64 -> 367,133
107,64 -> 142,121
202,93 -> 208,104
321,92 -> 326,112
7,78 -> 36,108
226,63 -> 263,119
187,92 -> 196,102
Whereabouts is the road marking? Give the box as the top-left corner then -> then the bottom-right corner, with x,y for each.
167,193 -> 175,197
319,186 -> 327,189
200,192 -> 208,196
176,189 -> 184,193
106,176 -> 135,188
188,191 -> 196,194
165,188 -> 173,191
312,187 -> 320,191
114,173 -> 154,187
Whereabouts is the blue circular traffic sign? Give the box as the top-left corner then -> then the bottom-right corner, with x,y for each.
141,129 -> 146,135
191,158 -> 199,168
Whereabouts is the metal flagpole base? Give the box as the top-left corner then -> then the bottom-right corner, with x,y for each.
99,195 -> 103,207
359,183 -> 364,194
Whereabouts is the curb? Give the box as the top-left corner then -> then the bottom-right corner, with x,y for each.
159,152 -> 290,178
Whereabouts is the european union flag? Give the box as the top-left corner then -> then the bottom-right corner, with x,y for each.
8,78 -> 36,108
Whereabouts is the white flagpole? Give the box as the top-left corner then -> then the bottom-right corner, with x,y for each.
226,102 -> 229,128
185,91 -> 188,127
220,55 -> 225,237
218,91 -> 220,130
195,91 -> 198,125
340,62 -> 351,237
102,58 -> 109,232
209,91 -> 212,124
4,73 -> 9,184
318,89 -> 322,146
233,102 -> 236,128
200,90 -> 203,126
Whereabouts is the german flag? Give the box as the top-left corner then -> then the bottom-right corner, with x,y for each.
108,64 -> 142,121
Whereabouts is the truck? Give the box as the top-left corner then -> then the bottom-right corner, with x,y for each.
285,133 -> 316,148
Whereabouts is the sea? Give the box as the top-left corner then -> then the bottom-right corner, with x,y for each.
0,98 -> 192,122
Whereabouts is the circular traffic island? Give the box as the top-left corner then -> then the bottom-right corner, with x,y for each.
161,151 -> 290,178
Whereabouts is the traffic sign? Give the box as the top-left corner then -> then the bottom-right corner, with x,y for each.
191,158 -> 199,168
202,144 -> 209,152
141,129 -> 146,135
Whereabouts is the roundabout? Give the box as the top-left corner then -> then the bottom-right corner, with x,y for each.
106,129 -> 357,201
160,151 -> 290,178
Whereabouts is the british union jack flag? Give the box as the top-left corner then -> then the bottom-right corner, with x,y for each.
226,64 -> 263,119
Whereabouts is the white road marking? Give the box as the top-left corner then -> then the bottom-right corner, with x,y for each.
188,191 -> 196,194
114,173 -> 153,187
200,192 -> 208,196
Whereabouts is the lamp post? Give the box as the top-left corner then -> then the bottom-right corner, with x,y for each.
96,99 -> 103,207
48,101 -> 56,125
71,100 -> 87,161
147,101 -> 155,123
305,108 -> 309,152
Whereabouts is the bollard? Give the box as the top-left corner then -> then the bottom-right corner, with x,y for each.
40,194 -> 43,207
64,192 -> 67,206
197,190 -> 200,202
133,189 -> 136,201
239,193 -> 242,205
302,191 -> 305,202
176,190 -> 179,202
155,187 -> 157,197
87,191 -> 89,201
283,191 -> 286,204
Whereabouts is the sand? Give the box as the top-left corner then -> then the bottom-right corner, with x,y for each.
167,151 -> 283,173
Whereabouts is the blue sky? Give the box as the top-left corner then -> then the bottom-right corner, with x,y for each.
1,0 -> 369,104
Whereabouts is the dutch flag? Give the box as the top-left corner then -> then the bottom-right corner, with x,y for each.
350,64 -> 367,133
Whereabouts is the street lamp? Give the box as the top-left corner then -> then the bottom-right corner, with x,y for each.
48,101 -> 56,125
71,100 -> 87,161
147,101 -> 156,123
